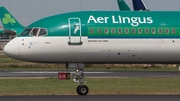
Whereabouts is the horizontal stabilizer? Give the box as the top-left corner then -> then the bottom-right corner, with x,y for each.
4,29 -> 16,35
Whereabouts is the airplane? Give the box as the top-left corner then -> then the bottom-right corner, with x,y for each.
3,8 -> 180,95
0,7 -> 24,35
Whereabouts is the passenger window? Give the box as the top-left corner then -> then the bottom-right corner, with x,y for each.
104,28 -> 109,34
151,28 -> 156,34
145,28 -> 149,34
111,28 -> 116,34
132,28 -> 136,34
138,28 -> 142,34
118,28 -> 122,34
172,28 -> 176,34
31,28 -> 39,36
98,28 -> 102,34
165,28 -> 169,34
124,28 -> 129,34
90,29 -> 94,34
158,28 -> 163,34
38,28 -> 47,36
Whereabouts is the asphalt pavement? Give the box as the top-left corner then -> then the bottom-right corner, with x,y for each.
0,71 -> 180,78
0,95 -> 180,101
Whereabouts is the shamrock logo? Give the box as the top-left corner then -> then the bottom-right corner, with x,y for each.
2,14 -> 16,25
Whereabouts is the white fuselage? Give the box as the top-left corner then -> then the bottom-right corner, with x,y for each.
4,37 -> 180,64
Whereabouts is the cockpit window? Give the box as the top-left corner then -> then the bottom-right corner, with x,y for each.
20,28 -> 47,37
38,28 -> 47,36
30,28 -> 39,36
20,29 -> 32,36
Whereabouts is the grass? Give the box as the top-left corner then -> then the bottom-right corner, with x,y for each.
0,55 -> 23,63
0,78 -> 180,95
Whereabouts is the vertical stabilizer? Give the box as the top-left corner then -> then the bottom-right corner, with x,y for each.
132,0 -> 148,11
0,6 -> 24,29
117,0 -> 131,11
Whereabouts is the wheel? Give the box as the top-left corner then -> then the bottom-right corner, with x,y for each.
76,85 -> 81,95
76,85 -> 89,95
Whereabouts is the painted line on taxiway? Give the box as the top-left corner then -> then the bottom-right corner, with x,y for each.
11,71 -> 113,74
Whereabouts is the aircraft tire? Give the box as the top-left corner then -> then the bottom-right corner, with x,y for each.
76,85 -> 81,95
76,85 -> 89,95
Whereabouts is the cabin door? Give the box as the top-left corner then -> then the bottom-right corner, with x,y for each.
68,18 -> 82,45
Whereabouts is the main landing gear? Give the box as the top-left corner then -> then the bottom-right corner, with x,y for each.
66,63 -> 89,95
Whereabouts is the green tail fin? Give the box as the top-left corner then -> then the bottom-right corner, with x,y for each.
0,6 -> 24,29
117,0 -> 131,11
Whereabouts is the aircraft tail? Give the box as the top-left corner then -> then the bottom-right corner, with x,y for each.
0,6 -> 24,29
132,0 -> 148,11
117,0 -> 131,11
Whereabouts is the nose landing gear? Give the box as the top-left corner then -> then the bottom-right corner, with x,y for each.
73,69 -> 89,95
66,63 -> 89,95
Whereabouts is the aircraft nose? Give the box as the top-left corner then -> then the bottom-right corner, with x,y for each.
4,38 -> 19,59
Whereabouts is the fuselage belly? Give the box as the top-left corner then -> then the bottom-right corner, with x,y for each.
15,37 -> 180,63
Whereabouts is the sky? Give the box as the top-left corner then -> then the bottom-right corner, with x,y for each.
0,0 -> 180,26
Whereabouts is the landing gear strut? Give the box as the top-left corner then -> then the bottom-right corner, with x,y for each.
66,63 -> 89,95
73,66 -> 89,95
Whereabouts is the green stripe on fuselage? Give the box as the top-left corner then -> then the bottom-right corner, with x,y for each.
25,11 -> 180,38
